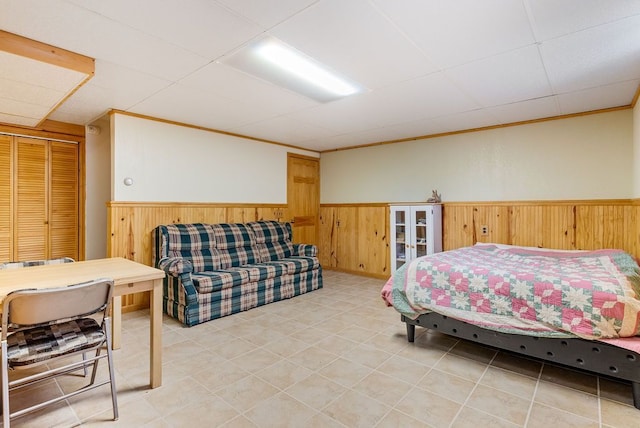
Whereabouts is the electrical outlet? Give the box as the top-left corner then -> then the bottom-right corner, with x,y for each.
480,225 -> 489,235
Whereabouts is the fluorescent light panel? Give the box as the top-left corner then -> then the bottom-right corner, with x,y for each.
222,36 -> 363,103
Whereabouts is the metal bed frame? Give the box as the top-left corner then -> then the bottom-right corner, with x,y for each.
402,312 -> 640,409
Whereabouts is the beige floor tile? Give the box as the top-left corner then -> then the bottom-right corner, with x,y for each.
342,343 -> 393,369
284,373 -> 347,409
215,375 -> 279,412
287,345 -> 339,371
191,359 -> 251,392
479,366 -> 538,400
260,334 -> 310,357
255,359 -> 313,390
448,339 -> 497,363
318,357 -> 373,388
244,392 -> 316,427
304,411 -> 347,428
451,406 -> 520,428
376,409 -> 431,428
465,384 -> 531,425
490,351 -> 543,379
394,386 -> 461,427
323,389 -> 391,428
417,368 -> 475,404
434,353 -> 488,383
229,347 -> 281,373
9,271 -> 640,427
527,402 -> 599,428
534,380 -> 599,421
163,395 -> 240,427
353,370 -> 413,406
540,364 -> 598,395
377,354 -> 432,385
600,397 -> 640,428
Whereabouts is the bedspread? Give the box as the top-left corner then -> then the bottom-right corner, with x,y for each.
382,244 -> 640,339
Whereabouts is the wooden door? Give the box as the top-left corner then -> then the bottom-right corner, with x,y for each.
49,141 -> 79,260
15,137 -> 48,261
0,135 -> 11,262
287,154 -> 319,245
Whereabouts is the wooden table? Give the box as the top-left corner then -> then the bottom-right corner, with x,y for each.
0,257 -> 165,388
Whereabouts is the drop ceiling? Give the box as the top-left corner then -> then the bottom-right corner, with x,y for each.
1,0 -> 639,151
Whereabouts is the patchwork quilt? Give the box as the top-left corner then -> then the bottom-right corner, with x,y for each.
382,244 -> 640,339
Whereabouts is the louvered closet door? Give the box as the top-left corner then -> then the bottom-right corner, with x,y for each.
49,141 -> 78,260
15,137 -> 48,261
0,135 -> 11,262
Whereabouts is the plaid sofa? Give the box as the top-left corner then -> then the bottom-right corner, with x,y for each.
152,221 -> 323,326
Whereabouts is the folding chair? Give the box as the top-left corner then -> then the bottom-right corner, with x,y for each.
0,257 -> 75,270
1,278 -> 118,427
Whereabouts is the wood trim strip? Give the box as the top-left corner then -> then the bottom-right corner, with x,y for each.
107,201 -> 286,208
0,30 -> 94,75
0,121 -> 85,140
322,199 -> 634,207
632,83 -> 640,108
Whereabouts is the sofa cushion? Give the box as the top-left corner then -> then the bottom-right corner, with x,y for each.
211,223 -> 257,249
170,249 -> 223,271
279,256 -> 320,274
238,262 -> 290,281
248,221 -> 294,262
164,223 -> 217,251
192,269 -> 251,293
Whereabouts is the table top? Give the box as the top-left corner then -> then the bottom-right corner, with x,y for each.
0,257 -> 165,301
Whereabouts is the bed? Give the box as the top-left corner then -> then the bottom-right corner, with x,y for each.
381,243 -> 640,409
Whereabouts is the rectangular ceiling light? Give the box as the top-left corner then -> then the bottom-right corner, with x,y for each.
221,36 -> 363,103
0,30 -> 94,128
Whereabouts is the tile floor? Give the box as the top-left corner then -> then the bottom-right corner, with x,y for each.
6,270 -> 640,427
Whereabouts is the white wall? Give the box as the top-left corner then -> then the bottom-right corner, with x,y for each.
321,110 -> 633,203
633,101 -> 640,198
111,113 -> 318,202
84,117 -> 111,259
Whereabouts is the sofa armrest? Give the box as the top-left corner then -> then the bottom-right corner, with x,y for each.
158,257 -> 193,277
294,244 -> 318,257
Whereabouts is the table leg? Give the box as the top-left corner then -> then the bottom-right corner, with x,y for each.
112,296 -> 122,350
150,279 -> 163,388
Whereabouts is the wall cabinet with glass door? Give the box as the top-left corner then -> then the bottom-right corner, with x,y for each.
390,204 -> 442,272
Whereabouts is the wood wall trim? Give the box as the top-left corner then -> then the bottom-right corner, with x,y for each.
0,30 -> 94,75
0,121 -> 85,141
320,202 -> 392,207
107,201 -> 286,208
322,199 -> 634,207
632,83 -> 640,108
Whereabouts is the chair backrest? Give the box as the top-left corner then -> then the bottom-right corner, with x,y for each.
0,257 -> 75,270
1,278 -> 113,336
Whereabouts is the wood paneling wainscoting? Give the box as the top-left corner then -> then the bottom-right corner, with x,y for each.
319,199 -> 640,280
107,202 -> 287,312
109,199 -> 640,311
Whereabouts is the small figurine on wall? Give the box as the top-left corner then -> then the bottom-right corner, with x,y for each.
427,190 -> 441,203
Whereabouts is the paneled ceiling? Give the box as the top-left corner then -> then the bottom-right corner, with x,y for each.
1,0 -> 640,151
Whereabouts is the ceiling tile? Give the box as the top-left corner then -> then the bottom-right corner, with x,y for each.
526,0 -> 640,41
271,0 -> 438,89
229,115 -> 334,145
541,15 -> 640,93
0,0 -> 210,81
67,0 -> 263,59
556,80 -> 640,115
131,83 -> 277,130
446,45 -> 552,107
373,0 -> 535,68
486,96 -> 560,124
216,0 -> 319,29
180,62 -> 316,115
